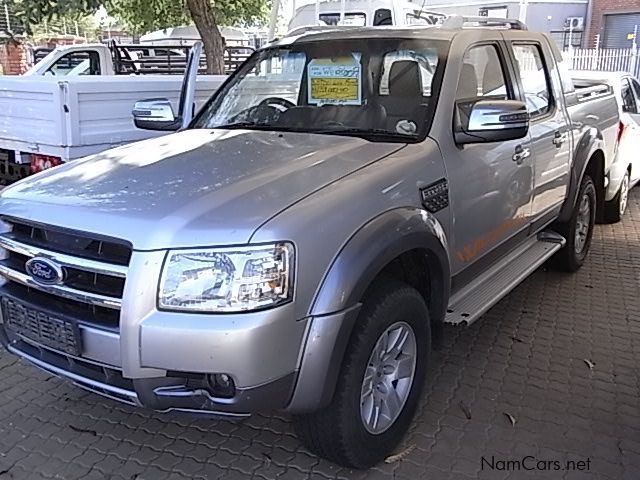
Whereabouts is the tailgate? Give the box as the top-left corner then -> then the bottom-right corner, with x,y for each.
0,77 -> 66,148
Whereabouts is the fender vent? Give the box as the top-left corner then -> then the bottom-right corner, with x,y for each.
420,179 -> 449,213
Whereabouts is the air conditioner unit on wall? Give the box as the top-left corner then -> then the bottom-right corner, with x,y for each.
565,17 -> 584,30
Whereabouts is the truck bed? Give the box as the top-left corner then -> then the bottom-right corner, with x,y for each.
0,75 -> 225,161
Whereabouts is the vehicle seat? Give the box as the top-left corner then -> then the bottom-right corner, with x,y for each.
457,63 -> 479,99
455,63 -> 479,129
385,60 -> 426,134
482,57 -> 508,99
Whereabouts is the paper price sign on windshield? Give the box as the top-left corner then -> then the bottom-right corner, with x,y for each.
308,55 -> 362,105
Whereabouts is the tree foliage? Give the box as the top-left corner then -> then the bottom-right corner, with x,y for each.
12,0 -> 268,33
109,0 -> 268,33
12,0 -> 269,73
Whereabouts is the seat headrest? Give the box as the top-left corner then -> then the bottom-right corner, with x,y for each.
457,63 -> 478,99
389,60 -> 422,97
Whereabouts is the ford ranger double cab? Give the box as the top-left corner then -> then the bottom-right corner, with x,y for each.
0,17 -> 620,468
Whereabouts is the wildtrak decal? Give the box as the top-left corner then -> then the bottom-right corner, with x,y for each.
456,215 -> 528,263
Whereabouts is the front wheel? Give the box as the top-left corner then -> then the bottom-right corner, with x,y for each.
604,170 -> 630,223
292,279 -> 431,468
551,174 -> 597,272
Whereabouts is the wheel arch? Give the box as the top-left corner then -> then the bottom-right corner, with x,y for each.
558,128 -> 606,223
287,208 -> 451,413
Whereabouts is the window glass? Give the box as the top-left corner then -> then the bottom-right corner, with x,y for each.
622,78 -> 637,113
456,44 -> 510,100
379,49 -> 438,96
556,59 -> 575,94
47,51 -> 101,76
193,38 -> 448,141
206,51 -> 306,122
512,44 -> 552,117
630,78 -> 640,107
319,12 -> 366,26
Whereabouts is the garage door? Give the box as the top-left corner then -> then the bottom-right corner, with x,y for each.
603,13 -> 640,48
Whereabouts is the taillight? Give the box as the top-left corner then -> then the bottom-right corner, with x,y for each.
617,121 -> 625,145
30,154 -> 63,174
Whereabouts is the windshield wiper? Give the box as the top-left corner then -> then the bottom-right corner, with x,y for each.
313,127 -> 411,139
215,122 -> 274,130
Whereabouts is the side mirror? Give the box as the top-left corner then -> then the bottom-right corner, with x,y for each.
454,99 -> 529,144
132,99 -> 181,131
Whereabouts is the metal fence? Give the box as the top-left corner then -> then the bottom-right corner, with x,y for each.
563,47 -> 640,78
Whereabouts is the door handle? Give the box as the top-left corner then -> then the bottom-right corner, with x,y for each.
512,145 -> 530,164
553,131 -> 568,147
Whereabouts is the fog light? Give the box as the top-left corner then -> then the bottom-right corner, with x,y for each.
206,373 -> 236,398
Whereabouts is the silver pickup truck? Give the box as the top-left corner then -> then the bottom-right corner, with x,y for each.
0,18 -> 620,468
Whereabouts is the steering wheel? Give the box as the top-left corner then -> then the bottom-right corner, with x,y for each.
257,97 -> 296,113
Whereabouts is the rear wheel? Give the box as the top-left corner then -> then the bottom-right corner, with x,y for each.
551,175 -> 596,272
293,279 -> 430,468
604,170 -> 630,223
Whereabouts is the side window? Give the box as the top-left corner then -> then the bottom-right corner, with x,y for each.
621,78 -> 637,114
373,9 -> 392,26
47,51 -> 101,76
631,78 -> 640,104
455,44 -> 511,101
512,44 -> 552,118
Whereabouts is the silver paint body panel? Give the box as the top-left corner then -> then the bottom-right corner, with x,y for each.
0,27 -> 619,413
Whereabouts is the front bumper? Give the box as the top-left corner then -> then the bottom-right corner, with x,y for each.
0,250 -> 309,415
0,314 -> 303,415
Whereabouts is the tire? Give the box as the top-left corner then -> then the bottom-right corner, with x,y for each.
604,170 -> 630,223
292,279 -> 431,468
551,174 -> 597,272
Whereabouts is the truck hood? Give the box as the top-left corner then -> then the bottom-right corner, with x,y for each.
0,129 -> 403,249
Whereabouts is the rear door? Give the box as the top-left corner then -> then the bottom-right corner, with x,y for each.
508,38 -> 572,224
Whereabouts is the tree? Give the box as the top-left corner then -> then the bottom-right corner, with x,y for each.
11,0 -> 268,74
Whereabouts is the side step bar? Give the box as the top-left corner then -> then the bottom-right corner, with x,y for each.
445,231 -> 565,326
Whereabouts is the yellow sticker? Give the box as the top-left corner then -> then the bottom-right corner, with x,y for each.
310,77 -> 359,101
307,54 -> 362,105
628,33 -> 636,40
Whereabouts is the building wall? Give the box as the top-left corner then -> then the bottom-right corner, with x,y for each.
588,0 -> 640,47
0,40 -> 29,75
425,0 -> 588,35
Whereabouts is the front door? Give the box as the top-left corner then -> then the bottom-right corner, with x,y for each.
448,42 -> 534,272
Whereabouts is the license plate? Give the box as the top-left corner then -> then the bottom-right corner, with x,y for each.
2,297 -> 81,356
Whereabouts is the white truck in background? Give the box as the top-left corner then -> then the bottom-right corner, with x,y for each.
0,43 -> 226,184
27,41 -> 253,77
288,0 -> 443,31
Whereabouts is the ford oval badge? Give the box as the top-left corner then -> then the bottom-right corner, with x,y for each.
25,257 -> 64,285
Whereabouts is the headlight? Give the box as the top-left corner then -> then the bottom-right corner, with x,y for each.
159,242 -> 294,313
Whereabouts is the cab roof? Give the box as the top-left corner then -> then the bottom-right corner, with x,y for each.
272,24 -> 537,47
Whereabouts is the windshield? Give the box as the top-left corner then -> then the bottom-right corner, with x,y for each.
192,38 -> 447,142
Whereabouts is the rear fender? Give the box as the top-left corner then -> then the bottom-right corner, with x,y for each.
558,128 -> 604,223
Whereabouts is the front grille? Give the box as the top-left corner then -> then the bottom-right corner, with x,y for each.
5,218 -> 132,266
1,283 -> 120,330
5,251 -> 125,298
0,219 -> 130,333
